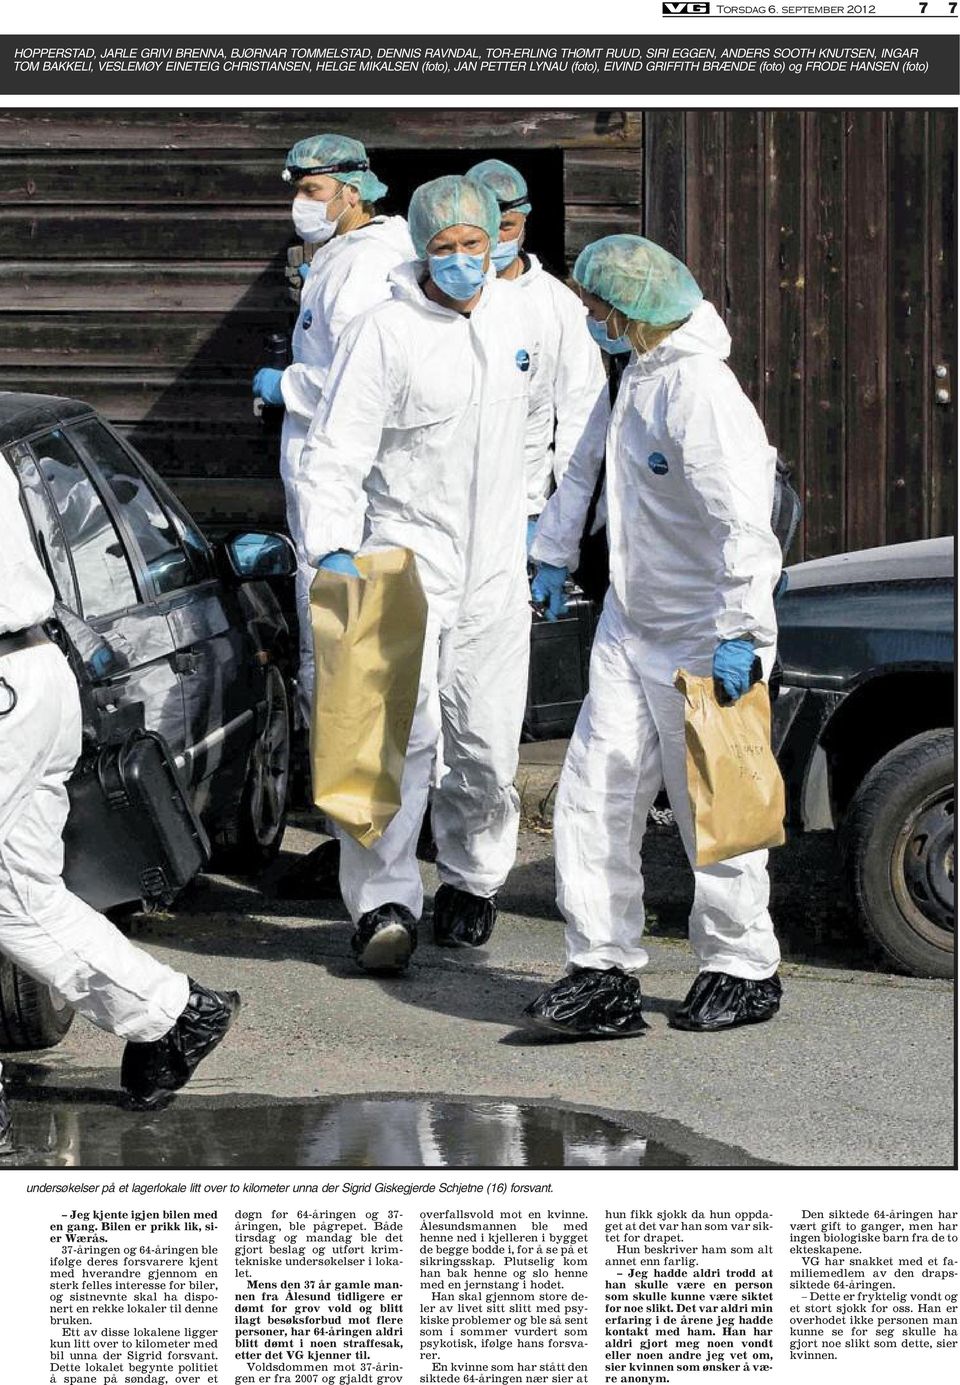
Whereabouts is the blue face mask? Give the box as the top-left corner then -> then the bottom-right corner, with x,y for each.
588,314 -> 633,355
490,237 -> 521,272
428,251 -> 487,301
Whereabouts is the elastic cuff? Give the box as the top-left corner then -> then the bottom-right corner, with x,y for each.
697,961 -> 780,982
435,871 -> 498,900
529,539 -> 579,571
566,947 -> 650,973
127,971 -> 191,1043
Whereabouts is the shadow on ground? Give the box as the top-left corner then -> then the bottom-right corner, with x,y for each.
131,819 -> 874,975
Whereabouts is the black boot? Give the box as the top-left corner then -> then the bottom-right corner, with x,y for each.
121,980 -> 241,1111
352,904 -> 418,975
670,971 -> 782,1032
523,967 -> 649,1040
0,1063 -> 13,1155
432,884 -> 497,948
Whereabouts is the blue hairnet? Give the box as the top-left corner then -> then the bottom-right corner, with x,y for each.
408,175 -> 501,258
466,158 -> 532,216
573,234 -> 703,325
283,134 -> 388,203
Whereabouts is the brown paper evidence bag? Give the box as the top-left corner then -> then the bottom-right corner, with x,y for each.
674,669 -> 786,867
309,548 -> 428,848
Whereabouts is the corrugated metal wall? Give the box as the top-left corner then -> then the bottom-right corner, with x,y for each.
0,108 -> 954,559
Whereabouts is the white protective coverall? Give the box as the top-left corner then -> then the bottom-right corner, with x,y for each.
279,215 -> 416,713
512,254 -> 609,515
0,463 -> 188,1040
531,300 -> 783,980
298,262 -> 547,922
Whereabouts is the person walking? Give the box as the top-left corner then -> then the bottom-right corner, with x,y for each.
465,158 -> 609,533
252,134 -> 414,719
525,234 -> 784,1037
0,460 -> 240,1150
297,175 -> 548,975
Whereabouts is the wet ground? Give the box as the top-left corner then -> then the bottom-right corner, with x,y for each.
0,816 -> 954,1169
0,1083 -> 777,1169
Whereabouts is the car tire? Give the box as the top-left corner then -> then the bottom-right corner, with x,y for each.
841,729 -> 955,978
0,958 -> 75,1050
209,663 -> 291,873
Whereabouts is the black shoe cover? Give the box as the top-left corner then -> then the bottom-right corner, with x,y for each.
432,884 -> 497,948
352,904 -> 418,975
523,967 -> 649,1040
121,980 -> 241,1111
670,971 -> 782,1032
0,1068 -> 13,1155
275,837 -> 341,901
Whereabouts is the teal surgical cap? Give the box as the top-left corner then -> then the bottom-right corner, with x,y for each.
408,175 -> 501,259
283,134 -> 388,203
573,234 -> 703,325
466,158 -> 532,216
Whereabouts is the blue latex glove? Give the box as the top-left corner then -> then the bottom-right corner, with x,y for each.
713,638 -> 757,703
252,367 -> 285,407
530,562 -> 569,622
298,262 -> 311,281
317,551 -> 361,578
526,516 -> 539,553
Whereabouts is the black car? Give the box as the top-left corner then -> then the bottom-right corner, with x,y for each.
0,392 -> 297,1047
772,536 -> 955,978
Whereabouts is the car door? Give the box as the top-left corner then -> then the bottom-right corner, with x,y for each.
64,417 -> 258,816
12,427 -> 187,759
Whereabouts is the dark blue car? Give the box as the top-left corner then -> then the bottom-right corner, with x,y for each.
1,392 -> 297,1047
772,536 -> 954,978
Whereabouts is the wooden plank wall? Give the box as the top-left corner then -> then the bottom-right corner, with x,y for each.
0,108 -> 954,560
672,110 -> 956,560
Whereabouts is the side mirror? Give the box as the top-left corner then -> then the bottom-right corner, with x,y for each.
223,531 -> 297,581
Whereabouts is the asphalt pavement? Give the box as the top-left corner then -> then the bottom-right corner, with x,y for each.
3,746 -> 953,1170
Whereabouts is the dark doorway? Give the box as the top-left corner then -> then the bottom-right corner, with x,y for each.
371,147 -> 566,277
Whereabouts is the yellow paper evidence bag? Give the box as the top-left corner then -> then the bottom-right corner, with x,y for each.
674,669 -> 786,867
309,548 -> 428,848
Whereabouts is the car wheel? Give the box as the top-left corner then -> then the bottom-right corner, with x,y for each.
841,730 -> 954,978
0,958 -> 75,1050
210,664 -> 291,873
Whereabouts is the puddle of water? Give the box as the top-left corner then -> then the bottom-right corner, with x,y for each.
0,1081 -> 775,1170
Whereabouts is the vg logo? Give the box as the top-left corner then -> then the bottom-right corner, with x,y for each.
662,2 -> 711,13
